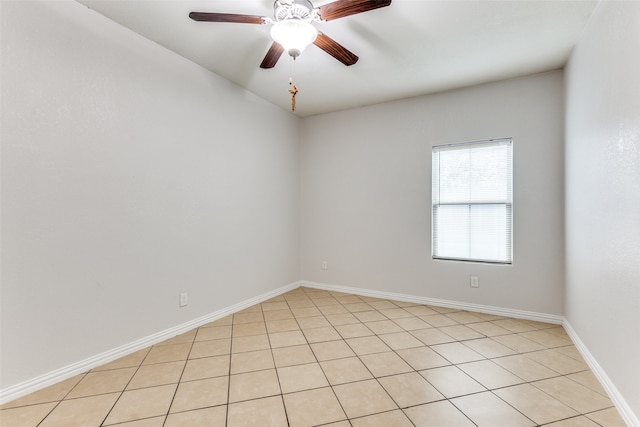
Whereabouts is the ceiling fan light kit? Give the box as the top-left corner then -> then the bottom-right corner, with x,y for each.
271,0 -> 318,58
189,0 -> 392,111
270,20 -> 317,58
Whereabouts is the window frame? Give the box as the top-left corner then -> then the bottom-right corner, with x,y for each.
431,137 -> 513,265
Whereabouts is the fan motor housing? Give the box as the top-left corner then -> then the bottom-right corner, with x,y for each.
273,0 -> 315,22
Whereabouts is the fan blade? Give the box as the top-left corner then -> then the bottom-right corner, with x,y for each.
317,0 -> 392,21
260,42 -> 285,69
189,12 -> 265,24
314,33 -> 359,66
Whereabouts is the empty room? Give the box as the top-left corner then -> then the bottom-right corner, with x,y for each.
1,0 -> 638,426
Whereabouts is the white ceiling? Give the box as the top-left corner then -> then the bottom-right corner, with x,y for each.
75,0 -> 598,117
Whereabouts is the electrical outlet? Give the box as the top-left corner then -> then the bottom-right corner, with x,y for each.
470,276 -> 479,288
321,260 -> 328,270
179,292 -> 188,307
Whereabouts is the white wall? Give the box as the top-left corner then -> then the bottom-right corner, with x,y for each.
0,0 -> 299,389
300,71 -> 565,315
565,0 -> 640,421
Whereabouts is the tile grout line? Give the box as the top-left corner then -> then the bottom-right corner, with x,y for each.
97,345 -> 155,427
306,288 -> 447,426
296,288 -> 351,426
301,288 -> 599,427
159,327 -> 198,427
34,372 -> 89,427
263,299 -> 292,427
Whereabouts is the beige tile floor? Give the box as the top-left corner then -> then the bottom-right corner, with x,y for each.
0,287 -> 629,427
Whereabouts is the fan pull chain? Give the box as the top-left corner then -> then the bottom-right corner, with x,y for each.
288,56 -> 298,112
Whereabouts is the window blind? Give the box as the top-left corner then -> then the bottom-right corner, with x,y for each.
432,138 -> 513,264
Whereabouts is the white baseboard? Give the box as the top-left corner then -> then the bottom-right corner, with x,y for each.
0,281 -> 302,405
301,280 -> 564,325
563,320 -> 639,427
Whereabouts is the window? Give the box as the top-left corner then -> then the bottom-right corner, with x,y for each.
432,138 -> 513,264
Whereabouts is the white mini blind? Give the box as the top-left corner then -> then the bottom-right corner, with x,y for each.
432,138 -> 513,264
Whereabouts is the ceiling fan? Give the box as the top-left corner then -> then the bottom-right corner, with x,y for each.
189,0 -> 393,69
